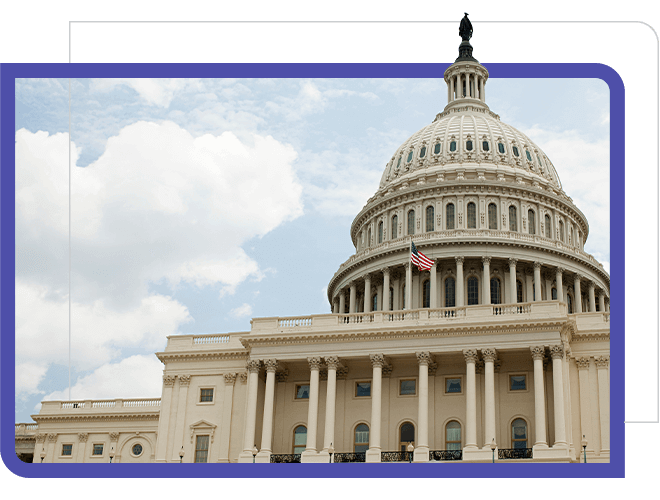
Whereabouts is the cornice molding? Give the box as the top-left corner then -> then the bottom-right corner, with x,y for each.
32,412 -> 160,424
156,350 -> 248,363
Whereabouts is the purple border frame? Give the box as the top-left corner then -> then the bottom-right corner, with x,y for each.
1,62 -> 624,478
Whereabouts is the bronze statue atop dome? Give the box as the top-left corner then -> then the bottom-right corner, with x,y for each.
459,13 -> 473,41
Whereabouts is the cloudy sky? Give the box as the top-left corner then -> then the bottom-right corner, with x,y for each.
14,74 -> 610,423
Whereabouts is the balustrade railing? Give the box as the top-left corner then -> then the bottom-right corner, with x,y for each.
384,311 -> 419,322
193,334 -> 230,344
381,451 -> 412,462
498,448 -> 533,459
91,401 -> 116,408
493,304 -> 532,315
123,398 -> 161,407
339,313 -> 374,324
429,450 -> 462,461
61,402 -> 85,409
270,454 -> 301,463
429,307 -> 465,319
333,452 -> 366,463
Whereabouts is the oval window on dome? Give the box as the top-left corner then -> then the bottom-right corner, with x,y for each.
482,141 -> 489,151
525,150 -> 532,162
407,151 -> 413,162
450,141 -> 457,152
466,140 -> 473,151
420,146 -> 426,158
498,143 -> 505,154
512,146 -> 520,157
396,156 -> 402,168
434,143 -> 442,154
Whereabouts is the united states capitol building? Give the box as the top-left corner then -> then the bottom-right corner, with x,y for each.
16,18 -> 610,465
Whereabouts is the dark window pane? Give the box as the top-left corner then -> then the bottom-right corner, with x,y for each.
392,215 -> 398,239
407,210 -> 415,235
434,143 -> 441,154
510,375 -> 526,391
446,378 -> 462,393
526,150 -> 532,161
407,151 -> 413,162
483,141 -> 489,151
490,278 -> 501,305
498,143 -> 505,154
513,146 -> 519,157
400,380 -> 416,395
200,388 -> 213,402
450,141 -> 457,152
466,140 -> 473,151
445,278 -> 456,308
423,280 -> 430,308
378,221 -> 383,243
296,384 -> 310,399
62,444 -> 72,456
516,280 -> 523,303
356,382 -> 371,397
426,206 -> 434,232
93,444 -> 104,455
467,277 -> 479,305
420,146 -> 426,158
400,423 -> 415,442
552,288 -> 557,300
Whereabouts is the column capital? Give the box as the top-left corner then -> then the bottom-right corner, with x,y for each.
549,345 -> 564,360
246,359 -> 262,373
308,356 -> 323,370
78,433 -> 88,442
369,353 -> 386,368
574,273 -> 582,282
533,261 -> 542,270
482,348 -> 498,363
35,433 -> 46,443
109,432 -> 120,442
428,362 -> 439,376
594,355 -> 609,369
224,372 -> 237,385
463,349 -> 478,363
47,433 -> 58,442
382,364 -> 394,378
239,372 -> 248,384
494,360 -> 503,373
325,356 -> 341,370
336,366 -> 349,380
348,280 -> 356,288
163,375 -> 177,386
275,369 -> 289,383
403,262 -> 411,270
530,346 -> 545,361
455,256 -> 465,265
508,258 -> 518,268
574,356 -> 590,370
264,359 -> 279,374
381,267 -> 391,277
588,281 -> 596,290
178,374 -> 192,386
481,256 -> 491,266
415,351 -> 433,366
556,267 -> 565,274
362,273 -> 371,282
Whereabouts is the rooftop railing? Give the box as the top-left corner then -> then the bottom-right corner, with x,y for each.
15,423 -> 38,434
41,398 -> 161,412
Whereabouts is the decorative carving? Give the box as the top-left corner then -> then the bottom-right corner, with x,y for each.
163,375 -> 177,386
264,359 -> 279,373
416,351 -> 433,366
428,362 -> 438,376
370,353 -> 386,368
455,256 -> 464,265
224,373 -> 237,385
325,356 -> 340,370
533,261 -> 542,270
47,433 -> 58,442
482,348 -> 497,363
319,369 -> 328,381
178,374 -> 192,386
549,345 -> 564,360
463,349 -> 478,363
246,359 -> 261,373
508,258 -> 518,268
475,360 -> 484,374
78,433 -> 88,442
574,357 -> 590,370
381,364 -> 393,378
530,346 -> 545,360
239,372 -> 248,384
308,356 -> 323,370
109,432 -> 119,442
336,366 -> 349,380
381,267 -> 390,277
482,256 -> 491,266
275,369 -> 289,383
494,360 -> 503,373
35,433 -> 46,443
594,356 -> 609,369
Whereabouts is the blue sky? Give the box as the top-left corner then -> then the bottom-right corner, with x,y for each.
14,74 -> 610,423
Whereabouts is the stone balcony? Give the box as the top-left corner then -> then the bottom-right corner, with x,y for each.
37,398 -> 161,416
15,423 -> 38,435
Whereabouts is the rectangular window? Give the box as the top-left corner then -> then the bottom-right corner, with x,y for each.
510,375 -> 527,391
355,381 -> 371,397
195,435 -> 210,463
295,384 -> 310,399
200,388 -> 214,402
399,379 -> 416,395
61,444 -> 72,456
445,377 -> 462,394
92,444 -> 104,455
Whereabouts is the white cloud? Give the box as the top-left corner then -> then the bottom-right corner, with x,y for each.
229,303 -> 253,318
89,78 -> 203,107
40,355 -> 164,406
16,362 -> 48,395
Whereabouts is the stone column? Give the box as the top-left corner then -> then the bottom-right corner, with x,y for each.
482,257 -> 491,305
450,75 -> 455,101
218,373 -> 237,462
508,258 -> 517,304
415,352 -> 431,461
364,274 -> 372,313
530,347 -> 547,447
533,262 -> 542,302
456,256 -> 464,307
339,290 -> 346,314
305,357 -> 322,453
549,346 -> 567,446
259,360 -> 278,456
466,73 -> 471,97
595,356 -> 610,453
430,263 -> 438,309
404,262 -> 412,310
574,274 -> 582,313
155,375 -> 176,462
599,293 -> 606,312
34,434 -> 46,463
77,433 -> 88,463
171,374 -> 191,461
323,356 -> 339,453
447,76 -> 452,102
556,268 -> 564,303
382,268 -> 391,312
349,282 -> 357,314
393,276 -> 401,311
332,298 -> 338,314
482,348 -> 497,448
366,354 -> 385,462
588,282 -> 596,312
463,349 -> 478,449
242,360 -> 261,456
46,433 -> 57,462
575,357 -> 592,453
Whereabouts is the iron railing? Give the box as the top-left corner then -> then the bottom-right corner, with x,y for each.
333,452 -> 366,463
269,454 -> 301,463
429,450 -> 463,461
381,451 -> 412,462
498,448 -> 533,460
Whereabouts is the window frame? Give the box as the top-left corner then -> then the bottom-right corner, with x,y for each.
544,214 -> 552,239
378,221 -> 383,244
511,418 -> 529,449
407,209 -> 415,236
194,434 -> 210,463
91,443 -> 105,458
130,442 -> 144,457
509,205 -> 518,232
422,279 -> 431,308
399,422 -> 416,452
445,276 -> 456,308
508,373 -> 529,393
488,203 -> 497,230
426,205 -> 435,232
292,425 -> 307,454
419,146 -> 427,158
490,277 -> 501,305
516,279 -> 524,303
198,387 -> 215,405
354,381 -> 372,398
61,443 -> 73,457
294,383 -> 310,400
467,275 -> 479,306
433,142 -> 442,155
399,379 -> 417,397
446,203 -> 455,230
391,215 -> 398,239
444,375 -> 463,395
466,202 -> 476,229
528,209 -> 536,235
354,423 -> 370,453
445,420 -> 462,450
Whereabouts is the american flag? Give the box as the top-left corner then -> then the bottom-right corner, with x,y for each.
411,241 -> 434,271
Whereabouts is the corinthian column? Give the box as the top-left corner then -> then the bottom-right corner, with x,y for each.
463,349 -> 478,449
549,346 -> 567,446
349,282 -> 357,314
530,347 -> 548,447
259,359 -> 278,456
508,258 -> 517,304
456,257 -> 464,307
482,257 -> 491,304
533,262 -> 542,301
322,356 -> 339,453
430,263 -> 438,309
415,352 -> 432,462
304,357 -> 322,454
574,274 -> 582,313
382,268 -> 391,312
404,262 -> 412,310
364,274 -> 372,313
594,356 -> 610,453
588,282 -> 596,312
556,268 -> 564,303
482,348 -> 497,448
366,354 -> 385,462
339,290 -> 346,314
241,360 -> 261,459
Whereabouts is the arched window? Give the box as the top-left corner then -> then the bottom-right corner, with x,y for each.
434,143 -> 441,155
378,221 -> 383,244
406,151 -> 413,163
372,294 -> 378,312
399,422 -> 415,452
450,141 -> 457,152
551,287 -> 557,300
516,280 -> 523,303
490,278 -> 501,305
420,146 -> 426,158
512,146 -> 520,157
482,141 -> 489,151
293,425 -> 307,454
567,293 -> 573,313
544,214 -> 551,238
467,202 -> 476,229
511,419 -> 528,449
396,156 -> 402,169
445,277 -> 456,308
389,287 -> 394,311
445,421 -> 462,450
528,209 -> 535,235
446,203 -> 455,230
525,150 -> 532,162
426,206 -> 434,232
488,203 -> 497,229
392,215 -> 398,239
407,210 -> 415,236
354,424 -> 369,453
559,220 -> 565,242
467,276 -> 479,305
367,228 -> 371,247
509,206 -> 517,232
422,280 -> 431,308
466,140 -> 473,151
498,142 -> 505,154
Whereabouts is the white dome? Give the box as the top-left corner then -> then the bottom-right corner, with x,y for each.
379,107 -> 562,191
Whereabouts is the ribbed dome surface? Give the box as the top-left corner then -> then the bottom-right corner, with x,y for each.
380,107 -> 562,190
